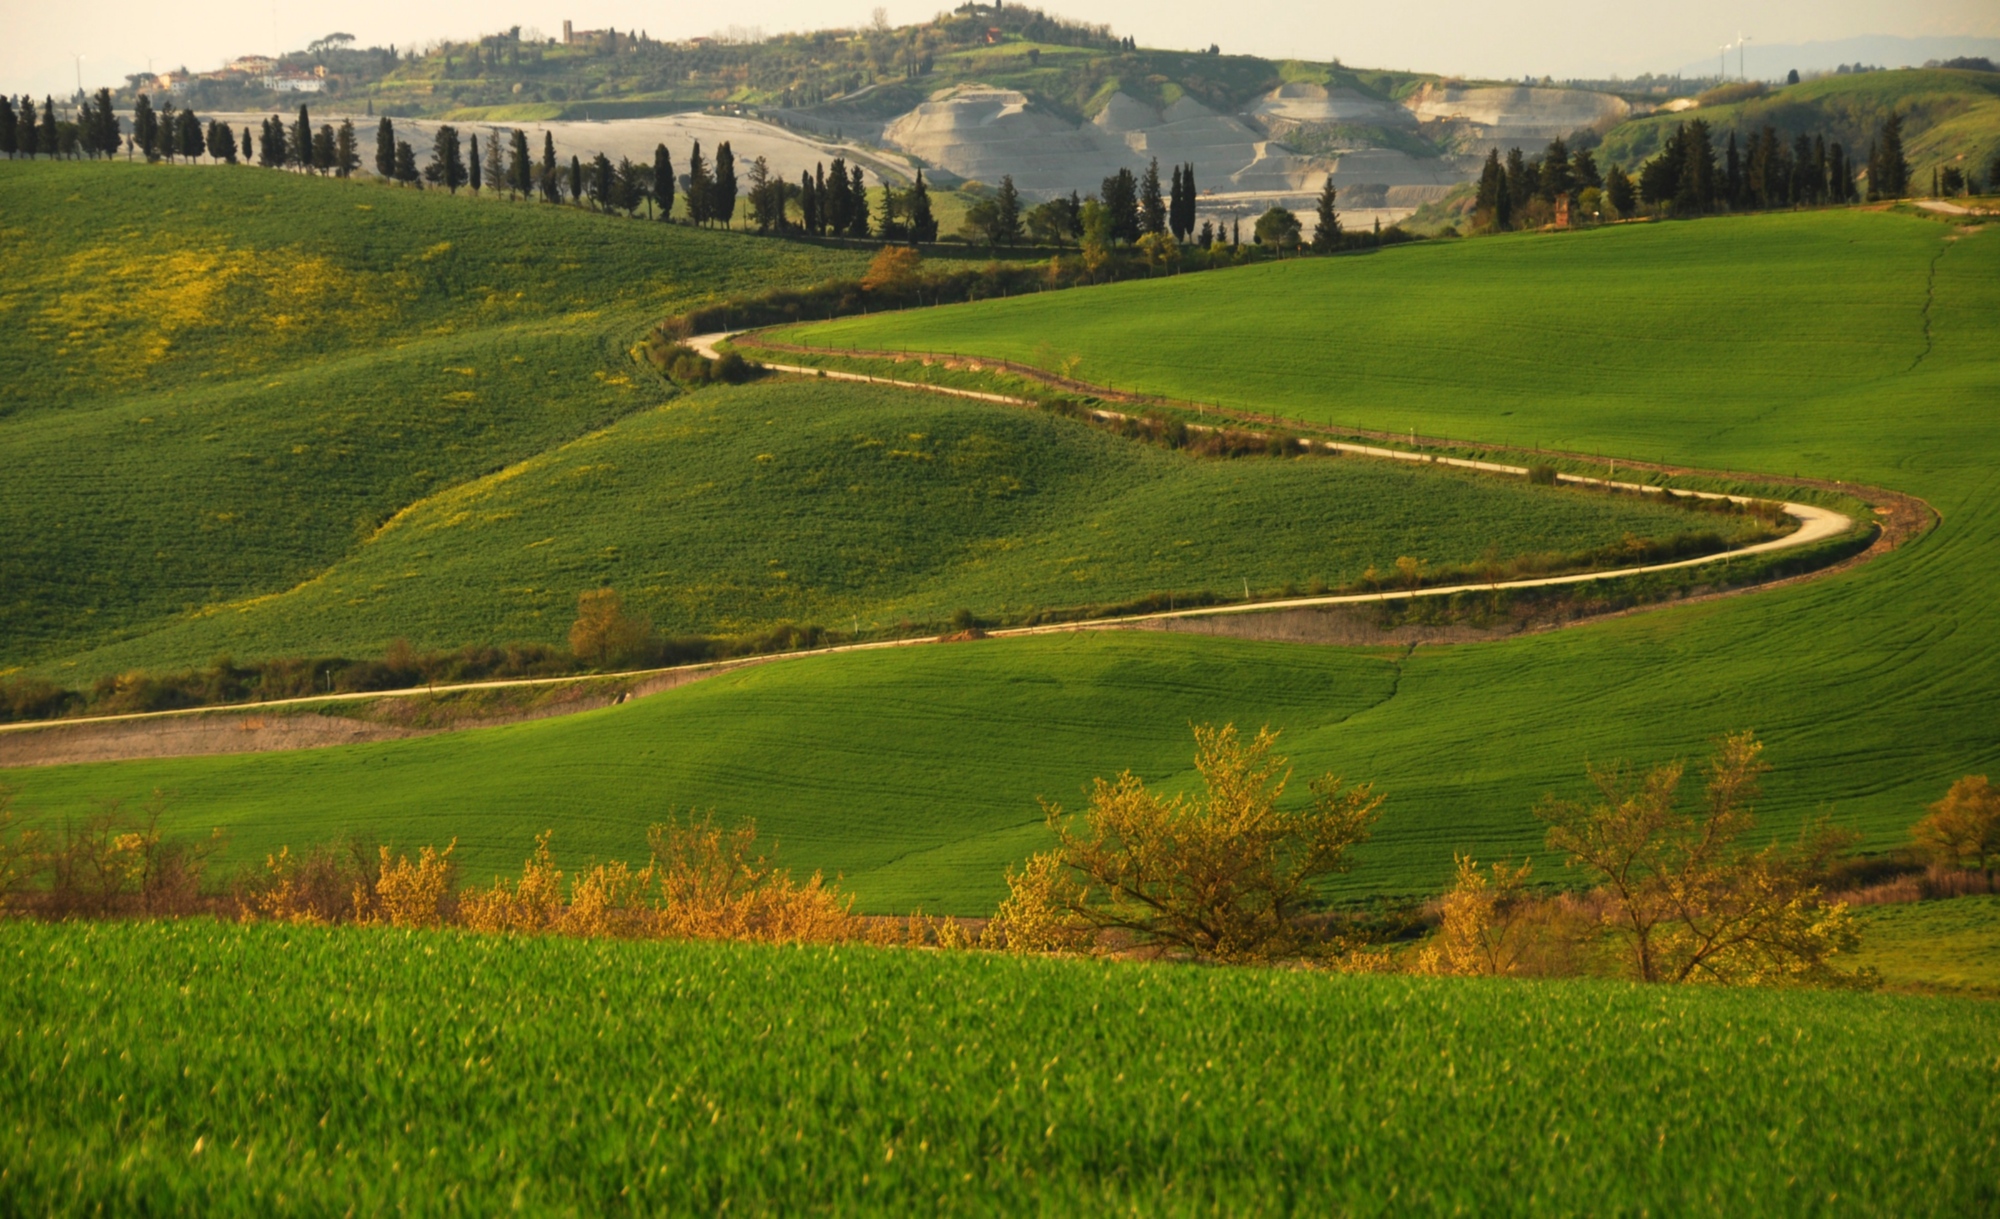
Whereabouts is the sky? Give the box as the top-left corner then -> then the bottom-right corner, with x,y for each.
9,0 -> 1997,100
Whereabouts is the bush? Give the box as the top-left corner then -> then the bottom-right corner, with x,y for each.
1528,463 -> 1560,485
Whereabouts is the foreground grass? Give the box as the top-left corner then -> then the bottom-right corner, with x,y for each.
3,920 -> 1994,1215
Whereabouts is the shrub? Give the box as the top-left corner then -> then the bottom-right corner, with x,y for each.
1528,462 -> 1560,485
1912,775 -> 2000,877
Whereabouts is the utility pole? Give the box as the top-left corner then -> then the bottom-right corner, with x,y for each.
1740,34 -> 1751,81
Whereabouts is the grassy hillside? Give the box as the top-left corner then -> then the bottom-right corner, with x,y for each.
8,203 -> 1994,912
5,920 -> 1995,1213
1599,68 -> 2000,180
47,377 -> 1767,673
0,161 -> 868,672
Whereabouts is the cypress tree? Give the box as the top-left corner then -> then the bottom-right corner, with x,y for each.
393,139 -> 419,185
814,164 -> 828,236
653,143 -> 674,218
1605,162 -> 1636,217
850,165 -> 870,238
1475,149 -> 1506,228
908,169 -> 937,242
1100,167 -> 1138,242
1168,164 -> 1185,239
336,119 -> 358,177
0,96 -> 16,159
826,157 -> 850,234
181,109 -> 205,161
375,117 -> 395,177
291,105 -> 313,170
1676,119 -> 1714,214
588,151 -> 612,210
1504,147 -> 1530,214
157,101 -> 178,162
1724,132 -> 1742,207
469,134 -> 483,191
1140,157 -> 1165,236
310,124 -> 334,174
569,154 -> 582,204
1868,113 -> 1907,199
994,174 -> 1021,245
686,141 -> 709,224
92,87 -> 119,156
38,98 -> 58,158
541,132 -> 559,202
431,125 -> 466,192
801,170 -> 817,233
712,142 -> 737,228
1311,175 -> 1340,251
1539,136 -> 1572,201
132,94 -> 157,161
240,126 -> 252,163
512,129 -> 533,197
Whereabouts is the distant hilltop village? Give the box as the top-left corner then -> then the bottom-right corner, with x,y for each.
148,57 -> 327,95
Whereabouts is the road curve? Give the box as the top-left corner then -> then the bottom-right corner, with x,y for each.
0,341 -> 1859,744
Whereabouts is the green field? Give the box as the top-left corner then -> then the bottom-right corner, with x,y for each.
48,376 -> 1766,669
1850,895 -> 2000,995
0,160 -> 869,673
6,194 -> 1997,913
4,919 -> 1994,1215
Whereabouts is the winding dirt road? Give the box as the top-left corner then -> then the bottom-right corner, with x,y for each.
0,338 -> 1867,761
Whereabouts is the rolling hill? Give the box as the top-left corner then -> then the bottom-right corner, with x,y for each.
7,204 -> 1994,913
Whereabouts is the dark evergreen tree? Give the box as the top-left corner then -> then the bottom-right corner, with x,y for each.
375,118 -> 395,177
1868,112 -> 1908,199
312,124 -> 336,174
92,87 -> 120,156
1724,132 -> 1743,207
994,174 -> 1021,245
814,163 -> 828,235
240,126 -> 252,162
1503,147 -> 1530,213
849,164 -> 870,238
158,101 -> 181,162
512,129 -> 533,197
590,151 -> 614,210
468,134 -> 483,191
825,156 -> 850,234
876,182 -> 903,241
1539,137 -> 1573,201
258,116 -> 283,167
653,143 -> 674,218
908,169 -> 937,242
541,132 -> 559,202
1168,164 -> 1184,238
1140,157 -> 1166,235
1311,175 -> 1340,251
801,169 -> 818,233
1100,167 -> 1139,242
1791,134 -> 1815,203
1475,148 -> 1509,228
433,125 -> 467,192
1675,119 -> 1715,214
712,141 -> 737,228
291,104 -> 313,169
1571,147 -> 1601,190
569,155 -> 582,204
1605,162 -> 1636,217
0,95 -> 16,159
131,94 -> 157,162
685,141 -> 709,223
37,97 -> 57,158
393,139 -> 420,185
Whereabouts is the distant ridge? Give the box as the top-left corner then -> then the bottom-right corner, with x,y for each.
1674,35 -> 2000,81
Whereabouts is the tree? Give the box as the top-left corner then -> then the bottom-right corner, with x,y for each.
375,117 -> 395,178
1605,162 -> 1636,218
510,129 -> 532,198
1539,136 -> 1573,201
468,133 -> 483,191
992,174 -> 1021,245
711,141 -> 738,228
1079,198 -> 1112,279
291,104 -> 313,170
569,589 -> 653,668
746,155 -> 776,230
1253,206 -> 1301,252
206,119 -> 231,163
131,94 -> 157,162
569,155 -> 582,205
311,124 -> 336,174
1421,854 -> 1538,977
848,165 -> 870,237
685,140 -> 710,224
907,169 -> 937,242
1676,119 -> 1716,214
392,139 -> 420,186
1912,776 -> 2000,878
1139,157 -> 1166,235
652,143 -> 674,219
1867,112 -> 1908,199
825,156 -> 851,234
541,131 -> 559,202
589,151 -> 613,210
1474,148 -> 1510,229
1311,176 -> 1340,251
999,724 -> 1383,963
1536,731 -> 1860,985
329,118 -> 355,174
1100,167 -> 1139,242
180,108 -> 205,162
430,125 -> 466,192
1504,147 -> 1531,214
616,156 -> 645,215
156,100 -> 178,162
90,87 -> 120,157
240,126 -> 252,163
0,96 -> 16,159
800,169 -> 818,233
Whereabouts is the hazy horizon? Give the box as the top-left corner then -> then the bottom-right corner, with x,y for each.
9,0 -> 1998,102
